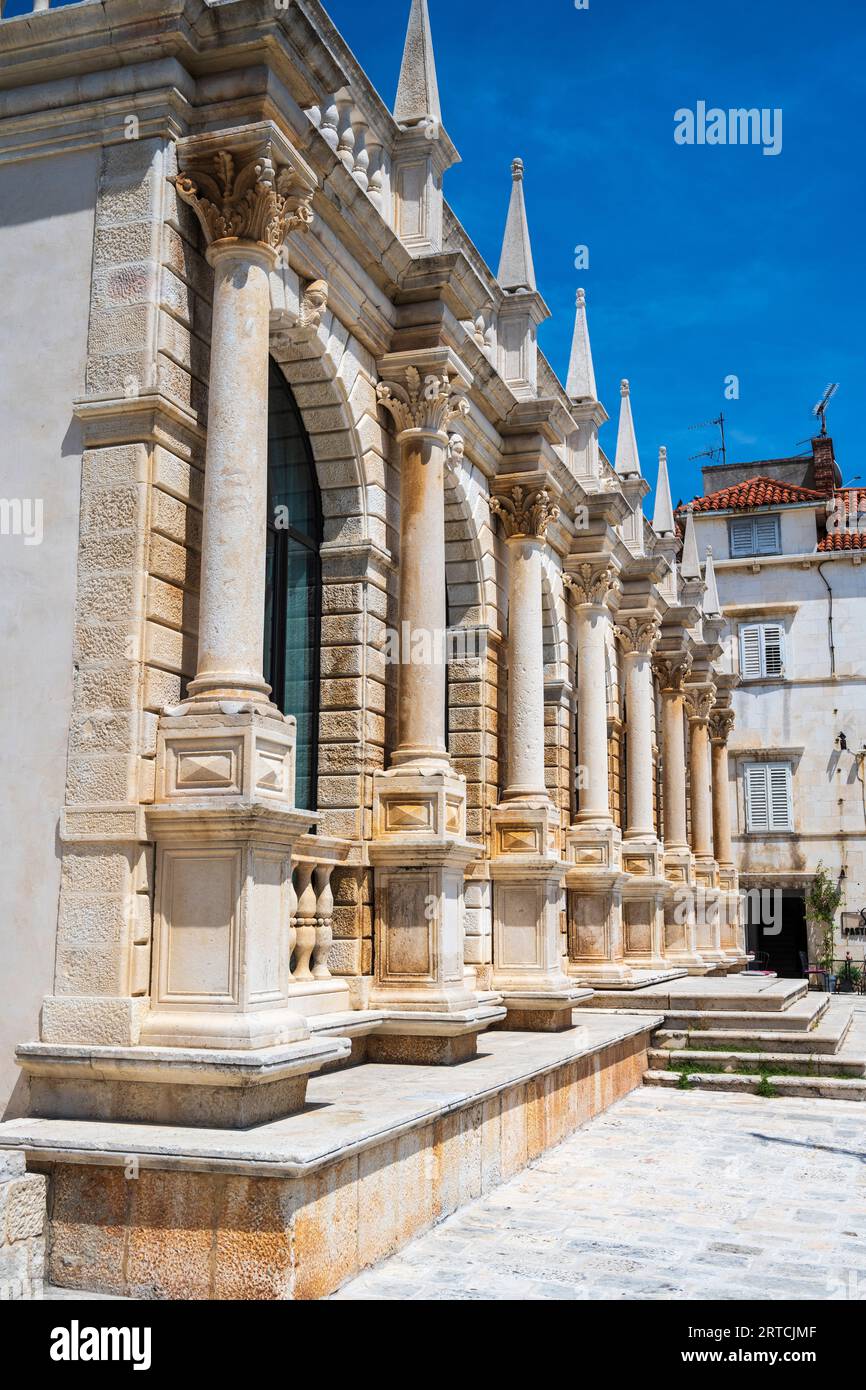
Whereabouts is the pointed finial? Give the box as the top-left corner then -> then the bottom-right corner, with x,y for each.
703,546 -> 722,616
652,446 -> 676,536
566,287 -> 597,401
680,504 -> 702,580
497,156 -> 536,292
393,0 -> 442,128
614,377 -> 641,477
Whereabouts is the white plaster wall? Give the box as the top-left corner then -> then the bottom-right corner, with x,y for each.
0,150 -> 97,1114
708,544 -> 866,964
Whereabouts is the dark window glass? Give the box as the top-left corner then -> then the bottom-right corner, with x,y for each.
264,362 -> 322,811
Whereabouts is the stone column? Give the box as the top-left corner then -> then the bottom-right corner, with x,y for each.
368,349 -> 505,1062
616,615 -> 668,974
18,125 -> 351,1127
710,705 -> 746,966
654,652 -> 704,971
685,683 -> 726,965
487,487 -> 587,1029
563,562 -> 630,986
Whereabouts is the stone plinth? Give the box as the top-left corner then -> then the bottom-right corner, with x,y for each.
17,1037 -> 350,1129
565,824 -> 631,986
663,847 -> 710,974
490,801 -> 589,1029
0,1014 -> 657,1300
0,1151 -> 45,1301
620,839 -> 669,973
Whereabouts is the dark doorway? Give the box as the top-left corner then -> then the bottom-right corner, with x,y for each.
744,888 -> 807,978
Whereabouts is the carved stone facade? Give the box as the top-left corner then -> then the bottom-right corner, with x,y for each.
0,0 -> 746,1299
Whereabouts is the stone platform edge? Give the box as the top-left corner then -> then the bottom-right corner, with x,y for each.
0,1014 -> 659,1300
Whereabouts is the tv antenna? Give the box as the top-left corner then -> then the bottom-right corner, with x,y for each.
688,412 -> 727,468
812,383 -> 838,437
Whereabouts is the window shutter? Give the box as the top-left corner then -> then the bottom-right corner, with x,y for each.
745,763 -> 770,831
754,514 -> 780,554
740,624 -> 763,679
730,517 -> 754,557
762,623 -> 785,677
768,764 -> 793,830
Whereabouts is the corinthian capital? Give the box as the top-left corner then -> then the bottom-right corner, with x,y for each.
653,652 -> 693,693
490,485 -> 559,539
615,614 -> 661,656
684,683 -> 717,724
709,707 -> 736,744
173,123 -> 316,254
563,561 -> 619,609
376,361 -> 470,438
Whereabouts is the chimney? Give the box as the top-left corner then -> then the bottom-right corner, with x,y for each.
811,434 -> 840,494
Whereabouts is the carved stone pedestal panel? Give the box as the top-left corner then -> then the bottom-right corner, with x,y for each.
490,802 -> 589,1030
621,838 -> 669,971
564,824 -> 632,985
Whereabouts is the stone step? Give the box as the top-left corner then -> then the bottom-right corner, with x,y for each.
644,1069 -> 866,1102
647,1047 -> 866,1078
652,1010 -> 851,1056
661,996 -> 829,1033
582,979 -> 808,1014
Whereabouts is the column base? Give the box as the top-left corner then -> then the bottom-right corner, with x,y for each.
621,838 -> 669,972
365,1002 -> 506,1065
564,823 -> 630,985
17,1036 -> 350,1128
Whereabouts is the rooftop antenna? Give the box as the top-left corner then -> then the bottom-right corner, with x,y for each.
688,412 -> 727,467
812,382 -> 838,437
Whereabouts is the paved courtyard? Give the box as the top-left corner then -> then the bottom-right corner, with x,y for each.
333,1088 -> 866,1300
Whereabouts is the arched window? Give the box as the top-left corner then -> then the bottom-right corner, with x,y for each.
264,361 -> 322,812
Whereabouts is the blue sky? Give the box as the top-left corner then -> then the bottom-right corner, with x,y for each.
321,0 -> 865,506
10,0 -> 862,504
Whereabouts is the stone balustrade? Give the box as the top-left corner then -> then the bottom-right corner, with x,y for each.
305,93 -> 393,222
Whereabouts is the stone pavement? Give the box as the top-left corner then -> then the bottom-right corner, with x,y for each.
333,1088 -> 866,1300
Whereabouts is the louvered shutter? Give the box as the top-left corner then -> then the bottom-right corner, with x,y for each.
729,518 -> 754,557
745,763 -> 769,831
754,514 -> 780,554
768,764 -> 793,830
740,624 -> 763,678
761,623 -> 785,677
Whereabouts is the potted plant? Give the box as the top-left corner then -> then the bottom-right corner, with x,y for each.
807,863 -> 843,993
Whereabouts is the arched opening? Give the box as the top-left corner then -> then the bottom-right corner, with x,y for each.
264,361 -> 322,812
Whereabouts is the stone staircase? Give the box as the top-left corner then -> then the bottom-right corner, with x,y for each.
578,980 -> 866,1101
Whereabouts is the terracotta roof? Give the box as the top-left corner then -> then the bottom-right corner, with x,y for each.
678,475 -> 826,515
817,530 -> 865,551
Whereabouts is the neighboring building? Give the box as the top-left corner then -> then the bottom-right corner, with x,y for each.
680,434 -> 866,976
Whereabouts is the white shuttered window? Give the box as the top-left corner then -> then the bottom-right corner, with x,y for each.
744,762 -> 793,832
729,514 -> 781,557
739,622 -> 785,678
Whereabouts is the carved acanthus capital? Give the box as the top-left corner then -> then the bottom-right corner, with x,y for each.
684,684 -> 717,725
653,652 -> 693,693
615,614 -> 661,656
709,707 -> 736,744
376,365 -> 470,439
173,132 -> 315,254
490,485 -> 559,540
563,562 -> 619,609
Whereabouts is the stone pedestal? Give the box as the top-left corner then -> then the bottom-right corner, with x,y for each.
565,823 -> 630,986
686,683 -> 727,968
490,802 -> 588,1028
369,351 -> 505,1061
621,839 -> 669,972
487,484 -> 588,1026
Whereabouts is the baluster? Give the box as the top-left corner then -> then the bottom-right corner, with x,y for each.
367,141 -> 384,213
293,862 -> 317,981
336,103 -> 355,172
287,861 -> 298,979
319,96 -> 340,153
352,121 -> 369,191
313,863 -> 334,979
304,104 -> 322,131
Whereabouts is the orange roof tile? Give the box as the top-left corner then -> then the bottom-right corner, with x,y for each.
677,475 -> 827,515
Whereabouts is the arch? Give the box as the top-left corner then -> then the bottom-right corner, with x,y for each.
265,362 -> 322,812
